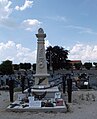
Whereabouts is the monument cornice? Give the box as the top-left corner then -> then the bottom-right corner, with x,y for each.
36,34 -> 46,38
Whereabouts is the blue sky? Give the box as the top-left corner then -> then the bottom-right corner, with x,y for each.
0,0 -> 97,64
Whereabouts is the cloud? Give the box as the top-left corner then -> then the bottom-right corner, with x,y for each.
68,43 -> 97,63
0,41 -> 36,64
21,19 -> 41,31
0,39 -> 52,64
0,0 -> 18,29
65,25 -> 97,35
45,40 -> 52,49
0,0 -> 12,19
15,0 -> 33,11
0,18 -> 19,29
46,16 -> 67,22
0,1 -> 40,31
0,41 -> 97,64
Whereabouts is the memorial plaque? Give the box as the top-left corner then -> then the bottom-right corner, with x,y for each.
29,101 -> 41,107
55,92 -> 61,99
18,94 -> 26,101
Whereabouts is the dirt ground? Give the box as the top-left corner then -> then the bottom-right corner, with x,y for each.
0,90 -> 97,119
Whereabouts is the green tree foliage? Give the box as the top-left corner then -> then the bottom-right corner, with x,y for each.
93,62 -> 97,69
24,63 -> 31,70
64,61 -> 72,70
19,63 -> 31,70
0,60 -> 14,75
19,63 -> 24,69
46,46 -> 69,71
33,63 -> 36,71
74,63 -> 82,70
84,62 -> 92,70
13,64 -> 19,70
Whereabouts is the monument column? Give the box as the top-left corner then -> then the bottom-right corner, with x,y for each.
34,28 -> 50,86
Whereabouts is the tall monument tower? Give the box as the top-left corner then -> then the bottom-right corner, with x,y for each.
7,28 -> 66,112
34,28 -> 50,86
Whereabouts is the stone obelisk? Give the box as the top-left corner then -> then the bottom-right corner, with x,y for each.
34,28 -> 50,86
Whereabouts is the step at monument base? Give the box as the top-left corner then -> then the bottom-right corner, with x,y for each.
7,100 -> 67,112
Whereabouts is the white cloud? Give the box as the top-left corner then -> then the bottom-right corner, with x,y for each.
0,17 -> 19,29
0,1 -> 40,31
0,40 -> 52,64
0,0 -> 12,19
45,40 -> 52,49
68,43 -> 97,63
0,0 -> 18,29
46,16 -> 67,22
15,0 -> 33,11
65,25 -> 97,35
0,41 -> 36,64
21,19 -> 41,31
1,41 -> 97,64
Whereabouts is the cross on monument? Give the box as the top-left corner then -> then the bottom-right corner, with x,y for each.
34,28 -> 50,86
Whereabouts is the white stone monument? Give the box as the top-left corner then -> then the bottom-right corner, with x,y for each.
32,28 -> 59,99
7,28 -> 66,112
33,28 -> 50,86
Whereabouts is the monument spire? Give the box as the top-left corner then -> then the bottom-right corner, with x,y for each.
34,28 -> 50,85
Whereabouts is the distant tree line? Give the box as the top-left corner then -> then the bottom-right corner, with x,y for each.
0,46 -> 97,75
0,60 -> 32,75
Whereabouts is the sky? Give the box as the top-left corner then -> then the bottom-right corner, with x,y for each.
0,0 -> 97,64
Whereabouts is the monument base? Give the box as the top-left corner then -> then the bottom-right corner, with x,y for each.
7,86 -> 67,112
33,74 -> 50,77
24,86 -> 59,99
7,103 -> 66,113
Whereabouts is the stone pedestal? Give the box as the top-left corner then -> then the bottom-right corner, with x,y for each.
24,86 -> 60,99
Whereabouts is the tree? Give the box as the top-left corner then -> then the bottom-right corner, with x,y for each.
74,63 -> 82,70
46,46 -> 53,70
19,63 -> 31,71
84,62 -> 92,70
13,64 -> 19,70
0,60 -> 14,75
33,63 -> 36,71
93,62 -> 97,69
19,63 -> 24,69
23,63 -> 31,71
64,61 -> 72,70
46,46 -> 69,71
